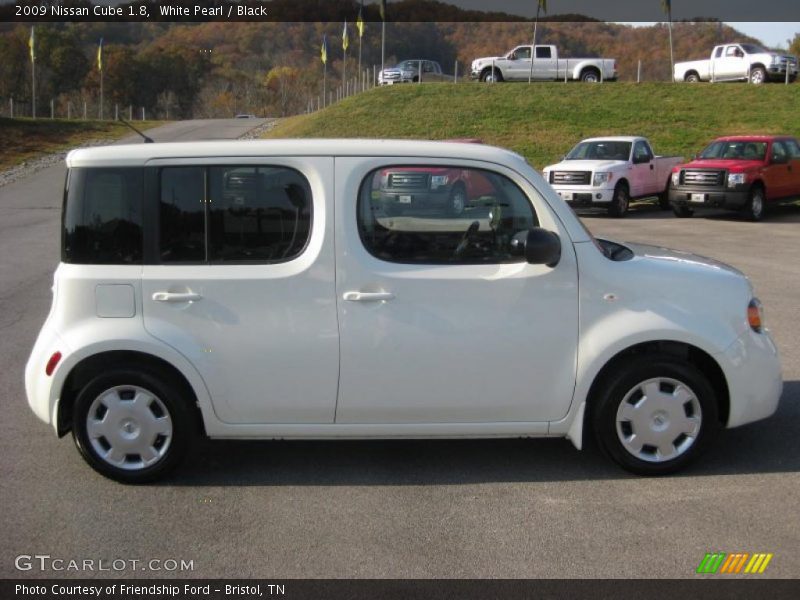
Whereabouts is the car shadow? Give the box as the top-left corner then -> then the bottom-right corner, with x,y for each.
164,381 -> 800,487
578,201 -> 800,222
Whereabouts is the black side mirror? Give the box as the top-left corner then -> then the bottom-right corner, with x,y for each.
511,228 -> 561,267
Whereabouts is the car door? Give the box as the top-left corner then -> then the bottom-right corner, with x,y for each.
784,138 -> 800,197
333,156 -> 579,425
766,140 -> 793,200
629,141 -> 655,197
717,45 -> 746,80
533,46 -> 557,80
141,157 -> 339,424
504,46 -> 531,80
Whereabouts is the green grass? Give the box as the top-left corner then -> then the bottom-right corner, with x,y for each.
0,118 -> 163,171
264,82 -> 800,168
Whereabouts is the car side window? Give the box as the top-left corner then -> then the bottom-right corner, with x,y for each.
633,142 -> 652,163
514,47 -> 531,60
535,47 -> 552,59
782,139 -> 800,158
714,47 -> 724,58
771,141 -> 788,162
358,166 -> 539,264
159,165 -> 312,264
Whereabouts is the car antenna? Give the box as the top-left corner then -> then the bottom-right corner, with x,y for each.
117,117 -> 154,143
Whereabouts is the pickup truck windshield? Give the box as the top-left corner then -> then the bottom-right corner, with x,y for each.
700,141 -> 767,161
566,141 -> 631,161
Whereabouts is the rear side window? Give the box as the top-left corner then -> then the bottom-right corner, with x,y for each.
358,166 -> 538,264
159,165 -> 312,263
63,168 -> 143,264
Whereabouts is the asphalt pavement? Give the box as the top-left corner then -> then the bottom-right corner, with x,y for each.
1,123 -> 798,579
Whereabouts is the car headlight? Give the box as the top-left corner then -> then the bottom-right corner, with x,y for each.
748,298 -> 765,332
671,171 -> 680,186
431,175 -> 449,187
593,172 -> 613,187
728,173 -> 747,187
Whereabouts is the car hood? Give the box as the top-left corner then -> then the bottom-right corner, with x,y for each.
625,241 -> 745,279
474,56 -> 504,64
679,159 -> 763,171
545,160 -> 627,171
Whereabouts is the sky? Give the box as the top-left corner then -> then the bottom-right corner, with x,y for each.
618,22 -> 799,49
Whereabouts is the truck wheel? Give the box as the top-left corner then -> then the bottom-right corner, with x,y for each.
685,72 -> 700,83
741,185 -> 765,221
481,68 -> 502,83
581,68 -> 601,83
447,184 -> 467,216
749,67 -> 766,85
673,205 -> 693,218
608,182 -> 629,218
591,355 -> 719,475
658,181 -> 672,210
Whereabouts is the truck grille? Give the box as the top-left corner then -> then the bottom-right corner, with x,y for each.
388,172 -> 429,189
551,171 -> 591,185
681,169 -> 725,186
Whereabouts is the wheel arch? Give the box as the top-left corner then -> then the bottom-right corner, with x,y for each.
579,65 -> 601,81
58,350 -> 207,439
574,341 -> 730,448
684,70 -> 700,81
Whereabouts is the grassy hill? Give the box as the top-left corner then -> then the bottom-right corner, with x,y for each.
264,82 -> 800,168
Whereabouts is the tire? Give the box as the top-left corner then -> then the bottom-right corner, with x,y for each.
591,355 -> 720,475
658,181 -> 672,210
447,184 -> 467,216
741,185 -> 765,221
749,67 -> 766,85
72,368 -> 192,483
608,182 -> 630,218
685,72 -> 700,83
581,69 -> 601,83
480,68 -> 502,83
673,204 -> 694,218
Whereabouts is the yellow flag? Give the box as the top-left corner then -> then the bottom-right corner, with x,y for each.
356,6 -> 365,38
29,26 -> 35,62
321,35 -> 328,65
97,38 -> 103,72
342,20 -> 349,51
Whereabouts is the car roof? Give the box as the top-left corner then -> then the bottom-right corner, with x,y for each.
714,135 -> 792,142
580,136 -> 644,143
67,139 -> 526,168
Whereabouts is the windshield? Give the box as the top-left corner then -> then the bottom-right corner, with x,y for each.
699,141 -> 767,161
396,61 -> 418,70
565,141 -> 631,161
740,44 -> 768,54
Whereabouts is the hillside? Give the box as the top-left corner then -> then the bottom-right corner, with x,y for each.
2,19 -> 795,120
264,83 -> 800,168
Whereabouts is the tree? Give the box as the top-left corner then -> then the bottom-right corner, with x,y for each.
789,33 -> 800,60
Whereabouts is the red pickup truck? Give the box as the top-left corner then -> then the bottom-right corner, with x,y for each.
668,135 -> 800,221
378,166 -> 495,216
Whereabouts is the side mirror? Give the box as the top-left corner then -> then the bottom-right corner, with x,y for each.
511,228 -> 561,267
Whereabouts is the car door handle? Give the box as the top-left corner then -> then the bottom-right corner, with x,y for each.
152,291 -> 203,303
342,291 -> 395,302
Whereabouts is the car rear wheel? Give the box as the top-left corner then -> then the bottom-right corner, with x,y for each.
581,69 -> 601,83
608,182 -> 629,218
72,369 -> 192,483
742,185 -> 765,221
591,355 -> 719,475
685,72 -> 700,83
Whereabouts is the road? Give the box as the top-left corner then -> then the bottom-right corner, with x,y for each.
1,121 -> 798,579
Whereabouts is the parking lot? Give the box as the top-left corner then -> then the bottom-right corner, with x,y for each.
1,122 -> 798,579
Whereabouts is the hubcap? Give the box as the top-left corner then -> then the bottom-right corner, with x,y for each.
615,377 -> 702,463
751,70 -> 764,84
752,193 -> 763,217
451,191 -> 466,214
86,385 -> 173,471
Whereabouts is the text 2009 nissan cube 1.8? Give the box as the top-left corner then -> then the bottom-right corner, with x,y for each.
26,140 -> 782,483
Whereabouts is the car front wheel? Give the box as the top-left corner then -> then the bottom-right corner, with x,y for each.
741,185 -> 765,221
592,355 -> 719,475
72,369 -> 192,483
608,182 -> 629,218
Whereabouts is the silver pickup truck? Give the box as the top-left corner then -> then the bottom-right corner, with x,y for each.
471,44 -> 617,82
379,60 -> 449,84
674,43 -> 798,84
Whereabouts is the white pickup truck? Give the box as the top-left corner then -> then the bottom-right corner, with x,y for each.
542,137 -> 683,217
674,43 -> 798,84
470,45 -> 617,83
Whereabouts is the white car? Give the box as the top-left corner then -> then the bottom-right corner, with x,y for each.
26,140 -> 782,482
542,137 -> 683,217
674,43 -> 798,84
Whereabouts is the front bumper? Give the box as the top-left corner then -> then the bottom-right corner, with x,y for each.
669,187 -> 749,211
721,327 -> 782,428
379,187 -> 451,209
552,186 -> 614,206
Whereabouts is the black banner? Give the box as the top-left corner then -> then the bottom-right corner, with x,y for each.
2,0 -> 798,23
3,579 -> 800,600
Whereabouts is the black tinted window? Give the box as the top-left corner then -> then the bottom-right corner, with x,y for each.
63,168 -> 143,264
160,167 -> 206,262
159,165 -> 312,264
536,47 -> 552,59
208,166 -> 311,262
358,166 -> 538,264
